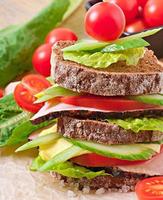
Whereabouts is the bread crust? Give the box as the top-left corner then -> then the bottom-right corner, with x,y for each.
57,117 -> 163,145
51,41 -> 163,96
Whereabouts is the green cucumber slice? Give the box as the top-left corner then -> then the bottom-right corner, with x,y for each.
129,94 -> 163,106
68,139 -> 160,161
39,145 -> 83,171
16,133 -> 59,152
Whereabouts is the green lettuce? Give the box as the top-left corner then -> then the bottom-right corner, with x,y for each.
31,156 -> 107,179
0,94 -> 54,147
108,118 -> 163,133
63,48 -> 145,68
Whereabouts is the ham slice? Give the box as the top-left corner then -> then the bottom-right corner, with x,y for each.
31,102 -> 109,121
119,151 -> 163,176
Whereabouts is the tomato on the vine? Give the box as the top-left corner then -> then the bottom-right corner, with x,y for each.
45,28 -> 78,46
32,44 -> 52,77
137,0 -> 148,7
125,19 -> 145,33
105,0 -> 138,23
14,74 -> 51,113
85,2 -> 126,41
144,0 -> 163,27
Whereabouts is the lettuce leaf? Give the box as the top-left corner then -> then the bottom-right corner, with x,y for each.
108,118 -> 163,133
31,156 -> 107,179
63,48 -> 145,68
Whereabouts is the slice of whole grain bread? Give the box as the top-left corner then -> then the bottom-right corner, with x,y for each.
53,168 -> 149,192
57,117 -> 163,145
51,41 -> 163,96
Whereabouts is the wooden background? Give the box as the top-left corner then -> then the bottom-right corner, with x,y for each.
0,0 -> 85,39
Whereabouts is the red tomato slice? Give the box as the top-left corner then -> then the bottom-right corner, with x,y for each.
0,89 -> 4,98
14,74 -> 51,113
71,153 -> 145,167
60,95 -> 155,111
136,177 -> 163,200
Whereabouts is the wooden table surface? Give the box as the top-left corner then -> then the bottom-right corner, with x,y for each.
0,0 -> 85,39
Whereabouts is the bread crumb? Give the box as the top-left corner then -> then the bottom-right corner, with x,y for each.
82,186 -> 90,194
67,190 -> 77,198
95,188 -> 105,195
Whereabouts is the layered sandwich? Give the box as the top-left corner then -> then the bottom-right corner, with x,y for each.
17,29 -> 163,193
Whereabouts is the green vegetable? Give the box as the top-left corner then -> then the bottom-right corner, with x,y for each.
31,156 -> 107,179
35,84 -> 78,103
0,94 -> 22,121
63,48 -> 145,68
6,120 -> 54,146
15,132 -> 60,152
63,28 -> 161,53
101,38 -> 149,52
69,138 -> 160,161
119,28 -> 162,42
63,38 -> 149,52
0,0 -> 82,87
0,94 -> 54,147
129,94 -> 163,106
108,118 -> 163,133
39,145 -> 84,171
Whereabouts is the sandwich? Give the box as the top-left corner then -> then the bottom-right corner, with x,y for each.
17,28 -> 163,193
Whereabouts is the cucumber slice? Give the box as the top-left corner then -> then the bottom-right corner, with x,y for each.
68,139 -> 160,161
129,94 -> 163,106
16,133 -> 59,152
39,145 -> 83,171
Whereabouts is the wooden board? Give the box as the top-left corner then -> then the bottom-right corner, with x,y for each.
0,0 -> 86,39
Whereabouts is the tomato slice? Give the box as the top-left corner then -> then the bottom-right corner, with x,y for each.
14,74 -> 51,113
71,153 -> 145,167
60,95 -> 155,111
136,177 -> 163,200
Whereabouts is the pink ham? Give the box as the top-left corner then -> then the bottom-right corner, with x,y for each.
119,150 -> 163,176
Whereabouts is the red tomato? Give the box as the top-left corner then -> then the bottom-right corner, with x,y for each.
32,44 -> 52,77
85,2 -> 126,41
136,177 -> 163,200
125,19 -> 146,33
144,0 -> 163,27
137,0 -> 148,7
60,95 -> 155,111
105,0 -> 138,23
45,28 -> 78,46
0,89 -> 4,98
14,74 -> 51,113
72,153 -> 145,167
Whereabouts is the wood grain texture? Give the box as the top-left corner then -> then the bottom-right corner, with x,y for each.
0,0 -> 86,39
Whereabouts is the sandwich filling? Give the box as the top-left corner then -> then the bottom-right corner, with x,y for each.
16,29 -> 163,191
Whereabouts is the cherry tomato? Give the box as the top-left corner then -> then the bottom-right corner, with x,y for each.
72,153 -> 145,167
60,95 -> 156,111
0,89 -> 4,98
85,2 -> 126,41
105,0 -> 138,23
14,74 -> 51,113
125,19 -> 146,33
144,0 -> 163,27
45,28 -> 78,46
137,0 -> 148,7
136,177 -> 163,200
32,44 -> 52,77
